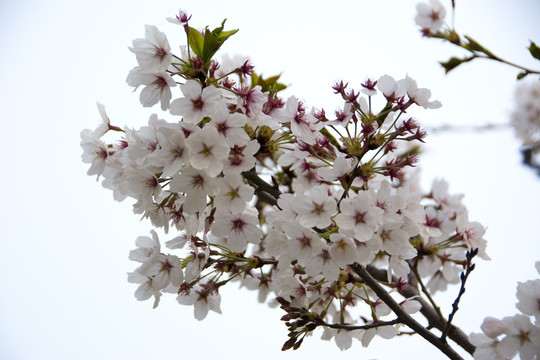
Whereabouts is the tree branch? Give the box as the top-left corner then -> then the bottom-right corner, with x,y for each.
351,264 -> 466,360
365,265 -> 476,355
314,318 -> 401,331
241,169 -> 281,207
410,259 -> 445,322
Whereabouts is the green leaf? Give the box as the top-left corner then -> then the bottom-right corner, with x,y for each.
187,20 -> 238,67
439,56 -> 475,74
464,35 -> 487,53
517,71 -> 529,80
251,72 -> 287,94
200,20 -> 238,65
528,41 -> 540,61
187,28 -> 205,57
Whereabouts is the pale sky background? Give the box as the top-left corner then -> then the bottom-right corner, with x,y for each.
1,0 -> 539,359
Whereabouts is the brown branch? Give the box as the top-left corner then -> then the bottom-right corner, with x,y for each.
314,318 -> 401,331
366,265 -> 475,355
410,259 -> 445,321
241,169 -> 281,207
351,264 -> 466,360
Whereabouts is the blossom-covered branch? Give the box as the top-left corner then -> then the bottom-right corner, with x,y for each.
81,9 -> 496,358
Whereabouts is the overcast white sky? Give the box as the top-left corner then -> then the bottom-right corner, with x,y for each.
1,0 -> 539,359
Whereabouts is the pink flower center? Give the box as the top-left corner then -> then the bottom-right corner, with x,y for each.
231,218 -> 245,232
191,96 -> 204,110
191,174 -> 205,188
355,211 -> 366,224
155,47 -> 168,60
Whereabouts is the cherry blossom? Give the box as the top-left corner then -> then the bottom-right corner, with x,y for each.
129,25 -> 172,72
414,0 -> 447,33
126,67 -> 176,110
210,210 -> 262,252
169,80 -> 223,123
82,13 -> 499,357
185,126 -> 230,177
169,167 -> 219,214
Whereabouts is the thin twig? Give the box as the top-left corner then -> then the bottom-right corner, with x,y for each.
315,318 -> 401,331
410,259 -> 445,322
441,248 -> 478,342
429,122 -> 510,133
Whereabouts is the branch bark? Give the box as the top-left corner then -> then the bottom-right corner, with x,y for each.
241,169 -> 281,207
365,265 -> 475,355
352,264 -> 467,360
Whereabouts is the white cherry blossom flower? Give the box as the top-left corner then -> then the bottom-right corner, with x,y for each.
405,75 -> 442,109
481,317 -> 507,339
177,283 -> 222,320
321,328 -> 363,351
276,271 -> 309,308
361,325 -> 398,347
329,233 -> 358,268
222,139 -> 259,176
169,80 -> 223,123
334,191 -> 383,241
126,168 -> 162,212
126,67 -> 176,110
138,253 -> 184,290
208,108 -> 250,147
318,155 -> 355,182
516,277 -> 540,322
415,0 -> 447,33
264,228 -> 293,269
293,185 -> 337,228
470,333 -> 508,360
185,126 -> 230,177
456,213 -> 490,260
130,25 -> 172,72
129,229 -> 161,262
166,9 -> 191,26
80,133 -> 108,179
375,222 -> 414,257
374,180 -> 404,224
282,222 -> 323,266
273,96 -> 317,144
377,75 -> 407,100
499,314 -> 540,360
127,271 -> 162,309
210,210 -> 262,252
123,121 -> 160,167
305,245 -> 340,281
169,167 -> 219,214
214,173 -> 254,214
150,126 -> 189,177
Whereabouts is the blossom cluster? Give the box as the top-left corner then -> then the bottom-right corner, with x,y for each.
81,12 -> 488,352
511,79 -> 540,148
470,262 -> 540,360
